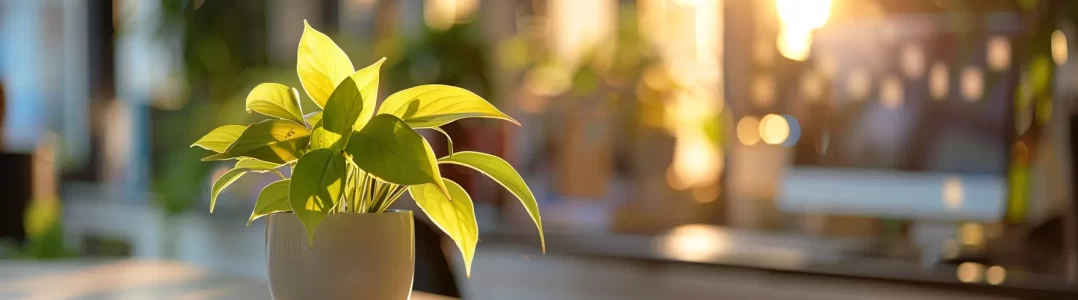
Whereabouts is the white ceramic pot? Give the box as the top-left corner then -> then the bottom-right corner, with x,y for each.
266,211 -> 415,299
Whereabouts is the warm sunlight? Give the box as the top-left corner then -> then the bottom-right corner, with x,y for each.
774,0 -> 832,61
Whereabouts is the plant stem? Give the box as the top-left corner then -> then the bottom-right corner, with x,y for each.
429,127 -> 454,156
352,169 -> 362,213
370,181 -> 391,213
378,185 -> 407,213
271,169 -> 286,179
361,173 -> 374,212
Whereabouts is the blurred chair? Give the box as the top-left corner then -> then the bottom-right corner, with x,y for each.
0,81 -> 32,245
0,154 -> 32,245
412,218 -> 462,298
0,80 -> 30,246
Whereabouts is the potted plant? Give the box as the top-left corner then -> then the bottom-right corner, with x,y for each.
191,21 -> 544,299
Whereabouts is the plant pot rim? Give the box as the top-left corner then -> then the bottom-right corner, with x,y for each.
324,209 -> 413,219
272,209 -> 412,216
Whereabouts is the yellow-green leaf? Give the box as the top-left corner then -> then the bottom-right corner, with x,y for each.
348,57 -> 385,130
210,168 -> 248,213
308,126 -> 343,151
314,76 -> 363,150
246,83 -> 305,124
235,158 -> 284,173
191,125 -> 245,153
346,114 -> 448,195
305,111 -> 323,128
439,151 -> 544,252
289,148 -> 347,246
201,119 -> 311,164
297,20 -> 355,108
248,179 -> 292,225
377,85 -> 519,129
409,178 -> 478,277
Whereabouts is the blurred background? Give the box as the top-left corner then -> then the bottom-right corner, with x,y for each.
2,0 -> 1078,299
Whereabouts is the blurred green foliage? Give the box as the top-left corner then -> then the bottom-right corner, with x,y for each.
153,0 -> 276,215
380,22 -> 493,101
20,197 -> 72,259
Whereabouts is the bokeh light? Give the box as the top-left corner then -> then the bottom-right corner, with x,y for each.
943,177 -> 963,210
986,36 -> 1012,71
846,68 -> 871,100
880,75 -> 904,109
777,29 -> 813,62
737,116 -> 762,146
759,114 -> 790,145
424,0 -> 479,31
960,223 -> 985,246
986,266 -> 1006,285
1052,30 -> 1068,65
775,0 -> 832,29
774,0 -> 832,61
929,62 -> 950,100
957,262 -> 985,283
900,43 -> 925,78
658,224 -> 730,262
960,66 -> 984,102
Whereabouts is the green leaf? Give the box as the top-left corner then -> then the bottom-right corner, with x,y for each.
308,126 -> 342,151
210,168 -> 248,213
191,125 -> 245,153
346,114 -> 448,195
235,158 -> 284,173
439,151 -> 544,252
314,75 -> 365,150
246,83 -> 305,124
409,178 -> 478,277
289,148 -> 347,246
304,111 -> 323,128
310,77 -> 359,150
310,58 -> 385,150
348,58 -> 385,130
201,119 -> 311,164
248,179 -> 292,225
297,20 -> 355,108
377,85 -> 519,129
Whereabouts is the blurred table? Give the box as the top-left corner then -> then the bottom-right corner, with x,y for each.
0,259 -> 454,299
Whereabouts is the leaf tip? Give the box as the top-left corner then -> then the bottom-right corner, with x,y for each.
506,116 -> 522,126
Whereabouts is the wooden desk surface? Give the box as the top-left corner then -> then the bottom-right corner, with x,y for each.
0,259 -> 454,299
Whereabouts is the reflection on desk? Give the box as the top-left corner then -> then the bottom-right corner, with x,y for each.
0,259 -> 455,300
